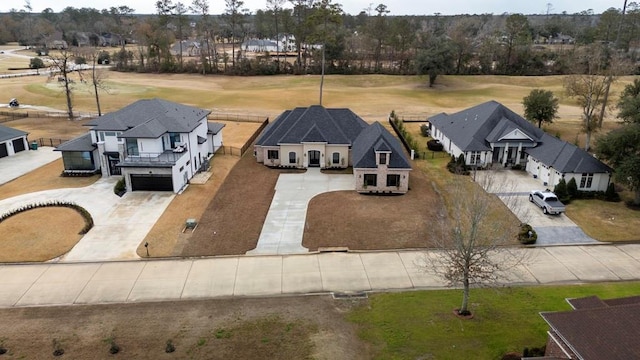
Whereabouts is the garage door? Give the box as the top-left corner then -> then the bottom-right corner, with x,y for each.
130,174 -> 173,191
0,143 -> 8,158
12,138 -> 26,153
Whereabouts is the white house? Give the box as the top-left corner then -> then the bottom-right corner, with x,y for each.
429,101 -> 612,192
56,99 -> 224,193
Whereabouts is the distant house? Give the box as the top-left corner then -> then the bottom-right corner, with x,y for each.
254,105 -> 411,194
429,101 -> 611,191
0,124 -> 29,159
538,295 -> 640,359
56,99 -> 225,193
242,39 -> 278,53
170,40 -> 215,57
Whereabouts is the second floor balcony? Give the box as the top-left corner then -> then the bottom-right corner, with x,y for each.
119,150 -> 187,168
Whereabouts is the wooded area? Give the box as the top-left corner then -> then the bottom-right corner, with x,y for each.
0,1 -> 637,77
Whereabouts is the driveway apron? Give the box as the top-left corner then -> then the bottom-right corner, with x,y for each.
0,146 -> 61,186
247,168 -> 354,255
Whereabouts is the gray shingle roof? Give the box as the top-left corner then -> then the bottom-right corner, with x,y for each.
54,133 -> 96,152
86,98 -> 210,138
527,133 -> 612,173
428,100 -> 544,151
352,122 -> 411,169
207,122 -> 225,135
0,124 -> 28,142
430,101 -> 611,174
255,105 -> 368,146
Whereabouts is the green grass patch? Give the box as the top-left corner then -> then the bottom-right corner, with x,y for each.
348,282 -> 640,360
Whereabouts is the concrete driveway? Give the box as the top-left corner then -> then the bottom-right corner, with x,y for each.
247,168 -> 354,255
0,178 -> 174,261
476,170 -> 599,246
0,146 -> 61,185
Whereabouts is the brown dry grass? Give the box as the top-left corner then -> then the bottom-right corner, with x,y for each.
0,159 -> 99,201
3,116 -> 91,140
0,296 -> 370,360
0,207 -> 84,262
303,167 -> 442,250
566,199 -> 640,242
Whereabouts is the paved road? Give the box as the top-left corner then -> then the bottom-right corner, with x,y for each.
1,244 -> 640,308
248,168 -> 354,255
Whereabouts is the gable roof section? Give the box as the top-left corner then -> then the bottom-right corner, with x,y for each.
0,124 -> 28,142
86,98 -> 210,138
541,296 -> 640,359
429,101 -> 544,151
352,122 -> 411,169
526,133 -> 612,174
55,133 -> 96,152
255,105 -> 367,146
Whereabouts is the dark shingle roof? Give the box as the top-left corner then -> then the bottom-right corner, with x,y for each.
428,100 -> 544,152
255,105 -> 368,146
207,122 -> 225,135
352,122 -> 411,169
86,98 -> 210,138
0,124 -> 28,142
541,296 -> 640,359
527,133 -> 612,173
54,133 -> 96,152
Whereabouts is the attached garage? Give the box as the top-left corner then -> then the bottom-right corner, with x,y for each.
130,174 -> 173,191
0,143 -> 8,158
12,138 -> 26,153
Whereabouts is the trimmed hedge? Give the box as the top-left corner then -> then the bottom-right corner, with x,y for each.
0,200 -> 94,234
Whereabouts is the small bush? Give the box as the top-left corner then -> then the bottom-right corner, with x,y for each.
420,124 -> 430,137
554,179 -> 570,203
165,340 -> 176,353
605,183 -> 620,202
114,178 -> 126,196
567,177 -> 578,199
446,154 -> 470,175
518,223 -> 537,245
511,164 -> 522,170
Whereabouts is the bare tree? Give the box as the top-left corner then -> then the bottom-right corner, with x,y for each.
191,0 -> 216,74
48,48 -> 76,119
267,0 -> 286,73
77,48 -> 110,116
417,173 -> 528,316
564,45 -> 609,152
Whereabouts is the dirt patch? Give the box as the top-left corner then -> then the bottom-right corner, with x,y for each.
0,296 -> 371,360
303,167 -> 443,250
181,152 -> 303,256
0,207 -> 84,262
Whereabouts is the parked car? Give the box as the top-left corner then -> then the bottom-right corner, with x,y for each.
9,98 -> 19,107
529,190 -> 566,215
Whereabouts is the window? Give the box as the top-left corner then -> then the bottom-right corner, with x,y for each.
579,173 -> 593,189
469,151 -> 481,165
332,152 -> 340,164
169,133 -> 181,148
387,174 -> 400,187
364,174 -> 377,187
289,151 -> 296,164
126,138 -> 139,156
379,153 -> 387,165
98,132 -> 104,142
267,150 -> 279,160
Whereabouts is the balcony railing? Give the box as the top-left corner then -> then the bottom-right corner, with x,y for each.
120,150 -> 187,167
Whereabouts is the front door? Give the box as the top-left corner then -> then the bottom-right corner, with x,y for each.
107,153 -> 121,176
308,150 -> 320,167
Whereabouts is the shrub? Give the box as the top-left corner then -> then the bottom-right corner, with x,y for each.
165,340 -> 176,353
518,223 -> 537,245
554,178 -> 570,203
446,154 -> 470,175
567,177 -> 578,199
30,57 -> 45,69
114,178 -> 126,196
605,183 -> 620,202
0,200 -> 94,235
511,164 -> 522,170
74,56 -> 87,65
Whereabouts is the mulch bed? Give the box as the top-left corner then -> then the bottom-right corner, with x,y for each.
182,152 -> 445,255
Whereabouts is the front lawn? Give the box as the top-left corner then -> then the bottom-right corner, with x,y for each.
566,199 -> 640,242
348,282 -> 640,360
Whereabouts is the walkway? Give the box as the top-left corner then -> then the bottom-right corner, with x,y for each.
2,244 -> 640,308
248,168 -> 354,255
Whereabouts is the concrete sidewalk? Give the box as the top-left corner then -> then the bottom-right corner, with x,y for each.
248,168 -> 354,255
2,244 -> 640,308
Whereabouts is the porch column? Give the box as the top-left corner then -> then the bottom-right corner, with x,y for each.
503,143 -> 510,166
517,143 -> 523,165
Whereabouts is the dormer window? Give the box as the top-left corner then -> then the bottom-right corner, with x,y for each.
377,151 -> 390,165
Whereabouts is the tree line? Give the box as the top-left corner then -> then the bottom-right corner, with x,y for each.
1,1 -> 639,77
